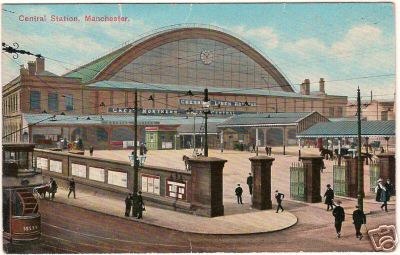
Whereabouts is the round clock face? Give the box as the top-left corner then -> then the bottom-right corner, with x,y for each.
200,50 -> 213,65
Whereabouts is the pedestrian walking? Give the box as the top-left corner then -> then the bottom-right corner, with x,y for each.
182,155 -> 189,170
89,146 -> 94,156
385,178 -> 395,197
125,193 -> 132,217
251,144 -> 256,153
332,200 -> 345,238
235,184 -> 243,204
49,177 -> 58,200
137,191 -> 145,219
352,205 -> 366,240
246,173 -> 253,195
375,179 -> 389,212
324,184 -> 334,211
68,178 -> 76,199
275,190 -> 285,213
131,192 -> 139,217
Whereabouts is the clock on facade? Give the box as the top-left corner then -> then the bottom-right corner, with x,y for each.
200,50 -> 214,65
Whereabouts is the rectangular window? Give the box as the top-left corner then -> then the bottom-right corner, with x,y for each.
48,93 -> 58,112
71,163 -> 87,178
49,160 -> 62,173
65,95 -> 74,111
141,174 -> 160,195
36,157 -> 48,171
89,167 -> 105,182
30,91 -> 41,110
108,170 -> 127,187
381,111 -> 388,121
166,180 -> 186,200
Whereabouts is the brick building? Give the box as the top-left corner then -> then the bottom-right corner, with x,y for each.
2,25 -> 348,149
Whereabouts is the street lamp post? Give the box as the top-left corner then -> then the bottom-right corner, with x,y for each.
133,89 -> 139,194
203,88 -> 210,157
356,87 -> 364,211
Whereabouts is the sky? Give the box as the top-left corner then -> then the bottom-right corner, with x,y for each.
1,2 -> 396,100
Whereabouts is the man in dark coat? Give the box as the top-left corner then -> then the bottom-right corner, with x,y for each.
235,184 -> 243,204
137,191 -> 145,219
49,177 -> 58,200
125,193 -> 132,217
275,190 -> 285,213
352,205 -> 366,240
385,178 -> 395,197
247,173 -> 253,195
324,184 -> 334,211
131,192 -> 139,217
68,178 -> 76,199
332,200 -> 345,238
89,146 -> 94,156
375,179 -> 389,212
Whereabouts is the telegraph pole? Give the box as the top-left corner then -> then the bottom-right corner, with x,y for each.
357,87 -> 364,211
203,88 -> 209,157
133,89 -> 139,194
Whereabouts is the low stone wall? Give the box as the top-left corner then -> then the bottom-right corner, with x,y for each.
34,149 -> 192,212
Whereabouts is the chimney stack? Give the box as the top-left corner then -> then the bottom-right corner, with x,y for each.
27,61 -> 36,75
301,79 -> 310,95
319,78 -> 325,94
19,64 -> 28,76
36,57 -> 45,74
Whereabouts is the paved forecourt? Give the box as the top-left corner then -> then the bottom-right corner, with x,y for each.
50,188 -> 297,235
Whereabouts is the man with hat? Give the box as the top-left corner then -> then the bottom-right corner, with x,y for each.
324,184 -> 334,211
375,179 -> 389,212
235,184 -> 243,204
352,205 -> 366,240
332,200 -> 345,238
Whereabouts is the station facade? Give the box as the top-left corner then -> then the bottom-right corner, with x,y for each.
2,25 -> 348,149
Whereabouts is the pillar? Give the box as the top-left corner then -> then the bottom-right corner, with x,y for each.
300,156 -> 323,203
249,156 -> 274,209
220,130 -> 224,152
188,157 -> 227,217
282,127 -> 286,155
377,153 -> 395,187
342,155 -> 365,198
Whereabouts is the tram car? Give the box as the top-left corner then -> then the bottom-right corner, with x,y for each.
2,143 -> 44,243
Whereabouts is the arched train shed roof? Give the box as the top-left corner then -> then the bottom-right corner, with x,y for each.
64,26 -> 294,92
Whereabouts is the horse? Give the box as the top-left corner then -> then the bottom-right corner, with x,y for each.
33,184 -> 51,199
320,148 -> 334,160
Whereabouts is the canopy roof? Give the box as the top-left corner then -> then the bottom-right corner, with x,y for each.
217,112 -> 314,128
297,120 -> 395,138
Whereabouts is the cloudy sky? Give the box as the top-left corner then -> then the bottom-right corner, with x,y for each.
1,3 -> 396,100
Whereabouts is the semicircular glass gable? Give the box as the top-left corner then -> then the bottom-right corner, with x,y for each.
110,38 -> 286,91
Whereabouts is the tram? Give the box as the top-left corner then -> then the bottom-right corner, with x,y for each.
3,143 -> 43,243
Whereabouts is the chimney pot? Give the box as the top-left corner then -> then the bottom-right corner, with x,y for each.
36,57 -> 45,74
319,78 -> 325,94
20,64 -> 28,76
27,61 -> 36,76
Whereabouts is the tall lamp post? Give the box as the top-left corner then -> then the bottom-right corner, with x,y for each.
357,87 -> 364,211
133,89 -> 139,194
202,88 -> 210,157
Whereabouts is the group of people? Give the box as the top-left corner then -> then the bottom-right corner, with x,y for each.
125,191 -> 145,219
235,173 -> 285,213
375,178 -> 394,212
324,179 -> 394,240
